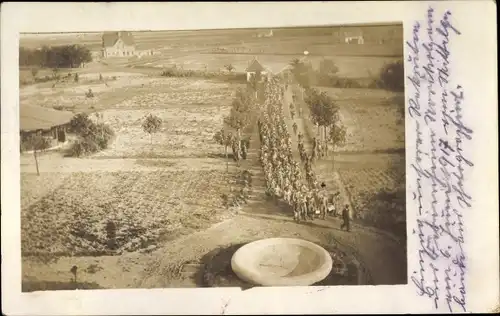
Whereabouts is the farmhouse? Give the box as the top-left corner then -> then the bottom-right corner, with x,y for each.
102,31 -> 137,58
20,105 -> 75,151
101,31 -> 155,58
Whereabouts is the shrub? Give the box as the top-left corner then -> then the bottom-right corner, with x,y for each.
69,113 -> 93,134
67,114 -> 114,157
378,60 -> 404,92
67,137 -> 100,157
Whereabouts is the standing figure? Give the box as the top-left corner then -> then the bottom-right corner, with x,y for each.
306,192 -> 316,220
241,140 -> 248,160
341,204 -> 351,232
320,191 -> 328,220
292,191 -> 302,222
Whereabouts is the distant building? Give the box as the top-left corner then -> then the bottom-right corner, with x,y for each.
101,31 -> 155,59
256,29 -> 274,38
245,58 -> 268,82
102,31 -> 136,58
343,29 -> 364,44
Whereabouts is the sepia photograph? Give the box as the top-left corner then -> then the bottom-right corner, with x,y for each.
18,23 -> 407,291
3,1 -> 499,315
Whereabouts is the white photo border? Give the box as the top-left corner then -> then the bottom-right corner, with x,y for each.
1,1 -> 498,315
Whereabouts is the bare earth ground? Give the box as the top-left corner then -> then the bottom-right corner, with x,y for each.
21,63 -> 406,290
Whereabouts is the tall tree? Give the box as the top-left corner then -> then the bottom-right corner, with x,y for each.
213,128 -> 232,172
247,73 -> 260,100
305,88 -> 338,146
224,88 -> 254,140
328,121 -> 347,169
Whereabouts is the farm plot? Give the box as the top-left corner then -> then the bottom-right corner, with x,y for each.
317,88 -> 405,153
109,78 -> 239,108
337,102 -> 404,152
21,172 -> 71,210
93,105 -> 230,159
338,163 -> 405,234
21,170 -> 234,256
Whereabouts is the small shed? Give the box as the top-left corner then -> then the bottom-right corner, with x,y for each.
245,58 -> 268,82
20,105 -> 75,149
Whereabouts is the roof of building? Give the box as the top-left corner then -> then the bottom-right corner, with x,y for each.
102,31 -> 135,48
20,105 -> 75,131
246,58 -> 266,72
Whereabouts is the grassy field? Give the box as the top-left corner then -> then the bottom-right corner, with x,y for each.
319,88 -> 405,152
20,71 -> 243,112
93,106 -> 230,159
131,53 -> 400,79
21,169 -> 234,256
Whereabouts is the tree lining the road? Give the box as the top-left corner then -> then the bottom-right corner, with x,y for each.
303,87 -> 347,160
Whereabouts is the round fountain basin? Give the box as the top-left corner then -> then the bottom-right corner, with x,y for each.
231,238 -> 333,286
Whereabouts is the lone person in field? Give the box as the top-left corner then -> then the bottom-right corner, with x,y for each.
341,204 -> 351,232
241,140 -> 248,160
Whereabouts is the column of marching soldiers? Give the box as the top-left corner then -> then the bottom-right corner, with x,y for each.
257,77 -> 331,223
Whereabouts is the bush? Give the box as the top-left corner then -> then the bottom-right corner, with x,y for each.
69,113 -> 93,134
378,60 -> 404,92
67,137 -> 100,157
67,114 -> 115,157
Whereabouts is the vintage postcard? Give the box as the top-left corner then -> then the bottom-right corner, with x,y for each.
1,1 -> 498,314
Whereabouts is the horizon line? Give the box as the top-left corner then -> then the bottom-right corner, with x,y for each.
20,22 -> 403,36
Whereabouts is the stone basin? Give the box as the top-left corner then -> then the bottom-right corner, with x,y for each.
231,238 -> 333,286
